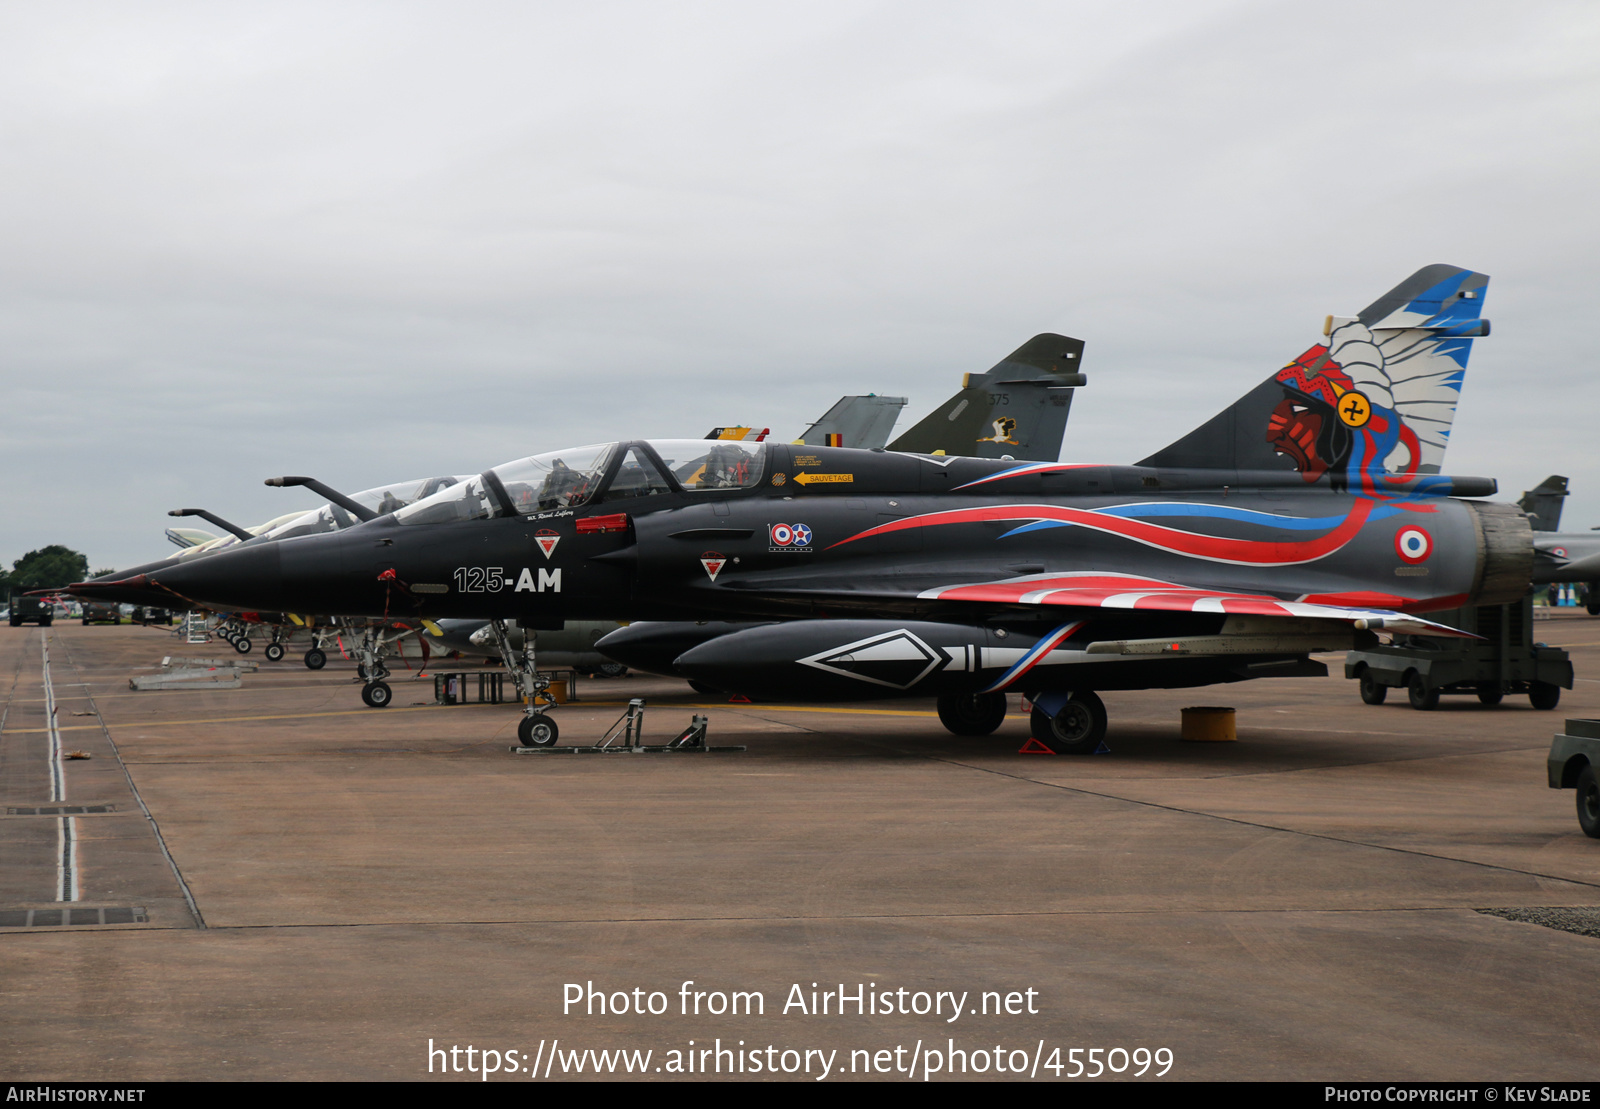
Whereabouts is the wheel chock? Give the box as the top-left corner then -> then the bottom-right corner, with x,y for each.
728,694 -> 752,703
1018,738 -> 1056,755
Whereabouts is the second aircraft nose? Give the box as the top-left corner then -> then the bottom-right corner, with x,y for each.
149,541 -> 284,612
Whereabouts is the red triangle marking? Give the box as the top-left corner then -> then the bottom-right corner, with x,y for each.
536,536 -> 559,559
701,558 -> 726,581
728,694 -> 751,703
1018,738 -> 1056,755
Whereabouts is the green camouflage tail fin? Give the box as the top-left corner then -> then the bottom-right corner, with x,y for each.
1518,475 -> 1568,532
887,334 -> 1085,460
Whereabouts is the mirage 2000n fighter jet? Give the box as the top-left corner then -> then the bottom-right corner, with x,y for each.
1513,475 -> 1600,614
80,266 -> 1525,752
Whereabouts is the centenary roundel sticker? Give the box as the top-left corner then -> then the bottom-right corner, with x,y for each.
1395,526 -> 1432,564
767,522 -> 814,551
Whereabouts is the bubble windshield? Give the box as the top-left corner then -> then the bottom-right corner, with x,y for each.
391,476 -> 499,526
268,476 -> 469,537
174,534 -> 240,561
646,439 -> 766,491
489,443 -> 617,514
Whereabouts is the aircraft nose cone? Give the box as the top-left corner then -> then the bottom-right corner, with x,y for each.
150,542 -> 283,611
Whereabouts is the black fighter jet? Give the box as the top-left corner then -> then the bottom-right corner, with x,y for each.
80,266 -> 1525,752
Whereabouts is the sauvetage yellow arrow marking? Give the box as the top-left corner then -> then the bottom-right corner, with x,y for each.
792,472 -> 853,485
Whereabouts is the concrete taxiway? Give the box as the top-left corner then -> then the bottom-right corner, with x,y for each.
3,620 -> 1599,1081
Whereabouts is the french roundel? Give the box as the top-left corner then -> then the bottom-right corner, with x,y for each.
771,524 -> 794,546
1395,526 -> 1432,564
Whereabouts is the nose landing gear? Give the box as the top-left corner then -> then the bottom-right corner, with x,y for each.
354,628 -> 395,709
487,618 -> 558,747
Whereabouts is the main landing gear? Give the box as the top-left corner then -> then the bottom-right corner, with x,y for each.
1027,690 -> 1108,755
488,618 -> 558,747
933,688 -> 1110,755
936,691 -> 1008,736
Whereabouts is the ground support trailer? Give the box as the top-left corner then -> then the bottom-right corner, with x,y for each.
1344,596 -> 1571,711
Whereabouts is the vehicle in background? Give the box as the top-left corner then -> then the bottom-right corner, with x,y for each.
9,596 -> 53,627
1547,720 -> 1600,839
81,601 -> 122,625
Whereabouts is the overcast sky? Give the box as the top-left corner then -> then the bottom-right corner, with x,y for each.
3,0 -> 1597,570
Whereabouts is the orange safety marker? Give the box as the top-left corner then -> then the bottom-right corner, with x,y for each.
1018,738 -> 1056,755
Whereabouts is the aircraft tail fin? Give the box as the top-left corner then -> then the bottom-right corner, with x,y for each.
1137,265 -> 1490,480
888,334 -> 1086,461
796,395 -> 908,449
1518,475 -> 1568,532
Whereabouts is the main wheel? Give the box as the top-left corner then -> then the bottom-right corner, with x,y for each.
1529,682 -> 1561,710
937,691 -> 1009,736
1577,765 -> 1600,839
304,648 -> 327,670
264,643 -> 285,662
233,636 -> 252,654
1029,691 -> 1107,755
1475,681 -> 1503,706
1359,673 -> 1387,705
596,662 -> 628,678
688,680 -> 719,695
517,713 -> 559,747
361,681 -> 392,708
1406,674 -> 1439,711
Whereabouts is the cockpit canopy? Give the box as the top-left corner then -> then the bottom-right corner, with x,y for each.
647,439 -> 766,493
260,476 -> 468,540
391,440 -> 767,526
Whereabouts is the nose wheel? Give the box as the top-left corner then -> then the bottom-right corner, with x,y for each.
517,713 -> 559,746
265,642 -> 285,662
361,681 -> 393,708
